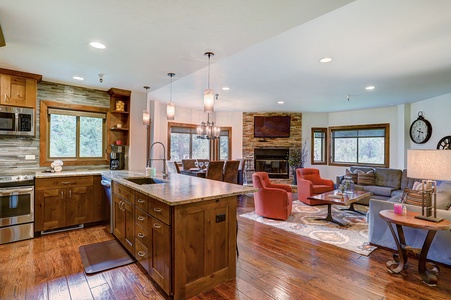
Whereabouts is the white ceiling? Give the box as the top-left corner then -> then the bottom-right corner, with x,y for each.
1,0 -> 451,113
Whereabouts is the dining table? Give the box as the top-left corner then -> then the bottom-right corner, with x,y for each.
181,167 -> 206,178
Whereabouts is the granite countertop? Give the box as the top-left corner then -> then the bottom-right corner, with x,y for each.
35,169 -> 257,206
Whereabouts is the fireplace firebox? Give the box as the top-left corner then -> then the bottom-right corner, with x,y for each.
254,148 -> 289,179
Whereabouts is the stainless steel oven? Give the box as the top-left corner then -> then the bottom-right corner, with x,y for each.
0,175 -> 34,244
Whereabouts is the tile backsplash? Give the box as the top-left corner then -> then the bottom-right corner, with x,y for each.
0,81 -> 110,174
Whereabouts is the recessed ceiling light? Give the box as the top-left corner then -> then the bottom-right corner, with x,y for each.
222,87 -> 230,91
319,57 -> 332,63
277,101 -> 285,104
366,86 -> 375,90
89,42 -> 106,49
73,76 -> 84,81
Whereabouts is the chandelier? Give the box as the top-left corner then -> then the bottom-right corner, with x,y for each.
196,113 -> 220,139
196,51 -> 220,139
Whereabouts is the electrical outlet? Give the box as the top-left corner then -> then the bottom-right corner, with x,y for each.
25,155 -> 35,160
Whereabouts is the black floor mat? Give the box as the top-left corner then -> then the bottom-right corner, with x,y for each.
79,239 -> 135,274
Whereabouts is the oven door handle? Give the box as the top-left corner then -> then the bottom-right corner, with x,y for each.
0,187 -> 34,194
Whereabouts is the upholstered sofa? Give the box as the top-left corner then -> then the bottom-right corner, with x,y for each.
367,181 -> 451,266
336,166 -> 417,204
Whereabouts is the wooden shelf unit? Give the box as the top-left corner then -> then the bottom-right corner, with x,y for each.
107,88 -> 131,147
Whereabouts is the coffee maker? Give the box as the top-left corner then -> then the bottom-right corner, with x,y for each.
110,145 -> 125,170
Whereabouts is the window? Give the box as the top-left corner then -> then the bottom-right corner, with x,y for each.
168,123 -> 231,161
40,101 -> 109,167
311,128 -> 327,165
329,124 -> 389,167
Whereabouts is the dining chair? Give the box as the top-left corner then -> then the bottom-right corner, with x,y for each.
222,160 -> 241,184
205,161 -> 224,181
166,161 -> 180,173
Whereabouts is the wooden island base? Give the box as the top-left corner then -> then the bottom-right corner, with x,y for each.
112,176 -> 245,300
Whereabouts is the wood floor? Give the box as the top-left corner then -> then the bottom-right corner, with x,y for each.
1,195 -> 450,300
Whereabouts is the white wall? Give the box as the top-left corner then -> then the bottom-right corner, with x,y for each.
410,93 -> 451,150
128,91 -> 148,171
129,92 -> 451,178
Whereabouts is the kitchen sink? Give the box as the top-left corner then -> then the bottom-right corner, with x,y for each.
124,177 -> 165,185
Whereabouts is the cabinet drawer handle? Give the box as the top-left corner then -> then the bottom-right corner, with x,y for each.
137,233 -> 145,238
137,251 -> 145,257
137,216 -> 145,221
154,208 -> 162,213
61,182 -> 72,185
137,199 -> 145,203
153,223 -> 161,229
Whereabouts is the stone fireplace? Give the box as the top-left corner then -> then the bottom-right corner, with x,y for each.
242,112 -> 302,184
254,148 -> 289,179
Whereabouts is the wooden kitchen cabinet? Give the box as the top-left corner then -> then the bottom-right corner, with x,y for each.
112,182 -> 135,254
0,68 -> 42,108
149,216 -> 171,294
35,176 -> 94,232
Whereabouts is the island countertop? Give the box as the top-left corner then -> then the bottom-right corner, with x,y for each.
36,169 -> 257,206
104,170 -> 257,206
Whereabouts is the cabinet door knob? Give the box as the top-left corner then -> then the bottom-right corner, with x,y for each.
137,199 -> 145,203
137,216 -> 145,221
154,208 -> 162,213
153,223 -> 161,229
137,233 -> 145,238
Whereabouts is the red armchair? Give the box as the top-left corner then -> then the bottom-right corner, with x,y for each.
252,172 -> 293,220
296,168 -> 334,205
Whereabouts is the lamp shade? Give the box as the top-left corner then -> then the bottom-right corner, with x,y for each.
407,149 -> 451,180
167,102 -> 175,120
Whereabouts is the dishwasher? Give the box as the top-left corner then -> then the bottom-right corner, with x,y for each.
100,177 -> 113,233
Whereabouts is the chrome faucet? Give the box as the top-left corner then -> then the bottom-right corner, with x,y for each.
148,142 -> 168,179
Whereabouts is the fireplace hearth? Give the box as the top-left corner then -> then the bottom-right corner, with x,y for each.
254,148 -> 289,179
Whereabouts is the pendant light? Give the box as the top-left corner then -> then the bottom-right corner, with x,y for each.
142,86 -> 150,125
203,52 -> 215,112
166,73 -> 175,120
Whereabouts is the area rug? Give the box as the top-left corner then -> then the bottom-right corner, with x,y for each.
79,239 -> 135,274
239,200 -> 377,256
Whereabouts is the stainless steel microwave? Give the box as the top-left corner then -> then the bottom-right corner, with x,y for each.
0,105 -> 35,136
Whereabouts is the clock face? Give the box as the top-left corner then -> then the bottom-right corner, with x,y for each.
409,118 -> 432,144
437,136 -> 451,150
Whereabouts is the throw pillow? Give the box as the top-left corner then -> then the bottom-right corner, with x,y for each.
345,169 -> 358,183
413,181 -> 422,190
357,170 -> 375,185
436,181 -> 451,210
401,188 -> 424,207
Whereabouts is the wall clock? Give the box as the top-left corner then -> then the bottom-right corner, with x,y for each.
409,111 -> 432,144
437,136 -> 451,150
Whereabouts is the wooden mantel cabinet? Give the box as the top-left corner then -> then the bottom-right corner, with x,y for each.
35,175 -> 105,232
112,181 -> 237,300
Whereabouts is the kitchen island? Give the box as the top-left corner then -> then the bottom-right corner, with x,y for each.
103,170 -> 256,299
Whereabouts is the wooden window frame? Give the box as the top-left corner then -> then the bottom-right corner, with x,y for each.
39,100 -> 109,167
328,123 -> 390,168
311,127 -> 328,165
167,122 -> 232,161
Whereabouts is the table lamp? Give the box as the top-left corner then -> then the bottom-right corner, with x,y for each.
407,149 -> 451,222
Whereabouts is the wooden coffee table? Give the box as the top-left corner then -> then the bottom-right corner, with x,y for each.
307,190 -> 372,226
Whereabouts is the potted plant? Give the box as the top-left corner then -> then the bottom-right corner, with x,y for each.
288,140 -> 308,184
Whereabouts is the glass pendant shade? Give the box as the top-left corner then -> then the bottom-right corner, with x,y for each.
204,89 -> 215,112
167,102 -> 175,120
142,110 -> 150,125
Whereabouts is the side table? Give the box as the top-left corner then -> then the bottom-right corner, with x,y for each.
379,210 -> 451,286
